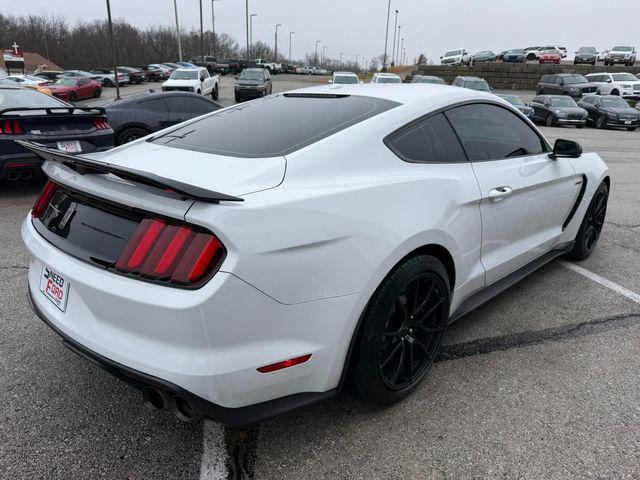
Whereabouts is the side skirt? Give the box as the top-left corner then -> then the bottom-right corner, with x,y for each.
449,241 -> 574,323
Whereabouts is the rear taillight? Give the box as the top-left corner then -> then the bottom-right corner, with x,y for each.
93,118 -> 110,130
0,119 -> 24,135
32,180 -> 60,218
114,218 -> 225,286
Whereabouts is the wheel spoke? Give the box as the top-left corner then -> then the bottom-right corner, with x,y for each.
380,341 -> 403,369
406,341 -> 414,382
412,296 -> 445,325
388,342 -> 406,385
412,280 -> 435,320
413,339 -> 432,361
395,297 -> 409,324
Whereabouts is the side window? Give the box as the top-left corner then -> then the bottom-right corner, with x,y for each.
445,103 -> 548,161
554,76 -> 563,85
140,98 -> 168,113
385,113 -> 468,164
581,96 -> 593,105
593,98 -> 601,107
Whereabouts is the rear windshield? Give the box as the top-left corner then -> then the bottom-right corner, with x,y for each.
150,94 -> 399,158
0,89 -> 68,109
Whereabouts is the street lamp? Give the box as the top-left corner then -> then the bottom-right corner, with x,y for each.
355,54 -> 359,71
275,24 -> 283,62
339,52 -> 343,68
382,0 -> 391,70
396,25 -> 401,65
289,31 -> 294,64
322,45 -> 327,67
105,0 -> 120,100
172,0 -> 182,63
400,37 -> 404,66
199,0 -> 204,65
249,13 -> 257,59
245,0 -> 249,61
391,9 -> 398,66
211,0 -> 220,57
315,40 -> 321,66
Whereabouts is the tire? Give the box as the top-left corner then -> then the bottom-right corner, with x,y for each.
94,88 -> 101,98
592,61 -> 596,66
627,127 -> 637,131
595,115 -> 606,129
545,114 -> 555,127
235,95 -> 242,103
567,182 -> 608,261
350,255 -> 450,405
68,91 -> 77,102
527,53 -> 536,61
611,89 -> 620,96
196,90 -> 201,95
117,126 -> 150,146
212,85 -> 219,101
576,125 -> 584,129
104,78 -> 114,87
537,88 -> 544,95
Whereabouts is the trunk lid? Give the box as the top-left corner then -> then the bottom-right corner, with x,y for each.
84,140 -> 286,197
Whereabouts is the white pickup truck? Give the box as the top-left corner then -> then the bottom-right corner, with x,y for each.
254,58 -> 282,74
161,67 -> 220,100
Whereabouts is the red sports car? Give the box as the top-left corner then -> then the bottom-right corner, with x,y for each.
48,78 -> 102,102
539,49 -> 562,64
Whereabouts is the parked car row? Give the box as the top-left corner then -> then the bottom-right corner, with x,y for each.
441,45 -> 637,66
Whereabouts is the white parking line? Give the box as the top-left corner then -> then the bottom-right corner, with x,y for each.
200,421 -> 229,480
560,261 -> 640,305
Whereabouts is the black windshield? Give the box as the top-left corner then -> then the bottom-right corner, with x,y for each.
151,94 -> 400,158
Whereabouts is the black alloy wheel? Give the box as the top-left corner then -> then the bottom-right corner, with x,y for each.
545,114 -> 555,127
568,182 -> 608,260
351,255 -> 450,404
596,115 -> 606,129
68,91 -> 77,102
117,127 -> 149,145
378,273 -> 448,391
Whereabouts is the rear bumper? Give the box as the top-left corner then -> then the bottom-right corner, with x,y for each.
27,286 -> 335,427
22,216 -> 365,423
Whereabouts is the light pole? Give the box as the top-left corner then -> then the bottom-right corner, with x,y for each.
199,0 -> 204,64
289,31 -> 294,64
400,37 -> 404,66
339,52 -> 343,68
315,40 -> 321,66
274,24 -> 282,62
322,45 -> 327,67
382,0 -> 391,71
211,0 -> 220,57
173,0 -> 182,62
396,25 -> 401,65
391,9 -> 398,66
249,13 -> 257,59
245,0 -> 249,60
355,54 -> 359,71
105,0 -> 120,100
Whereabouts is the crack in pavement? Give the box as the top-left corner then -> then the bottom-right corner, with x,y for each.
438,313 -> 640,362
0,265 -> 28,271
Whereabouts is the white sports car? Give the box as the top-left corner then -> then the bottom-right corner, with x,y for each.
20,84 -> 609,426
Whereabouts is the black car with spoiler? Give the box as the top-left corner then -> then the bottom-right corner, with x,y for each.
0,85 -> 114,182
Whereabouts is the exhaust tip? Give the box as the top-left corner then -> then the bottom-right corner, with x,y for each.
142,387 -> 169,411
170,395 -> 202,423
6,170 -> 20,181
20,170 -> 33,181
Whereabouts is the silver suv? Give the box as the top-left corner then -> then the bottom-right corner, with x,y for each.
605,46 -> 636,66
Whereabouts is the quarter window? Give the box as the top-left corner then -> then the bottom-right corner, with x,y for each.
445,104 -> 547,161
385,113 -> 467,163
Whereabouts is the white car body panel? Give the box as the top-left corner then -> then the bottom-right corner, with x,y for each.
22,84 -> 609,418
586,72 -> 640,98
441,48 -> 471,66
161,67 -> 219,95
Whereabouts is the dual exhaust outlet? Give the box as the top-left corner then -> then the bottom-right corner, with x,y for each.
6,169 -> 34,182
142,386 -> 203,423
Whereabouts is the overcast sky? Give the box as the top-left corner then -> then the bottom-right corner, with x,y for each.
10,0 -> 638,63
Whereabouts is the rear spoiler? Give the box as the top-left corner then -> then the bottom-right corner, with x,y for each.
16,140 -> 244,203
0,106 -> 106,116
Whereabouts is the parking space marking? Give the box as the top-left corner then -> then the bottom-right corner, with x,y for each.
200,421 -> 229,480
560,261 -> 640,304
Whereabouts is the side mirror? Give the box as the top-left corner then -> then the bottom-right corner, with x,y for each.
550,139 -> 582,159
606,78 -> 612,83
440,56 -> 443,59
328,79 -> 333,83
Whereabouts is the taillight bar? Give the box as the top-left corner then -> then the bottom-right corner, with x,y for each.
114,217 -> 225,286
92,118 -> 110,130
32,180 -> 60,218
0,119 -> 24,135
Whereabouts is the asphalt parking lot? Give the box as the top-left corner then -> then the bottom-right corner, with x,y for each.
1,76 -> 640,479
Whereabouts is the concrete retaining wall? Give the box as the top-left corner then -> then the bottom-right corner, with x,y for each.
409,63 -> 640,90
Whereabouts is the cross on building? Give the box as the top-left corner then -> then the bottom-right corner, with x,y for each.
12,42 -> 20,54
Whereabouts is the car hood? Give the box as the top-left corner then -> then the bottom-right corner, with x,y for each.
83,139 -> 286,197
601,107 -> 639,115
236,80 -> 264,86
48,85 -> 73,92
163,79 -> 198,87
553,106 -> 586,114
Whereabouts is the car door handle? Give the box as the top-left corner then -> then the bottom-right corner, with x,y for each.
488,186 -> 513,200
